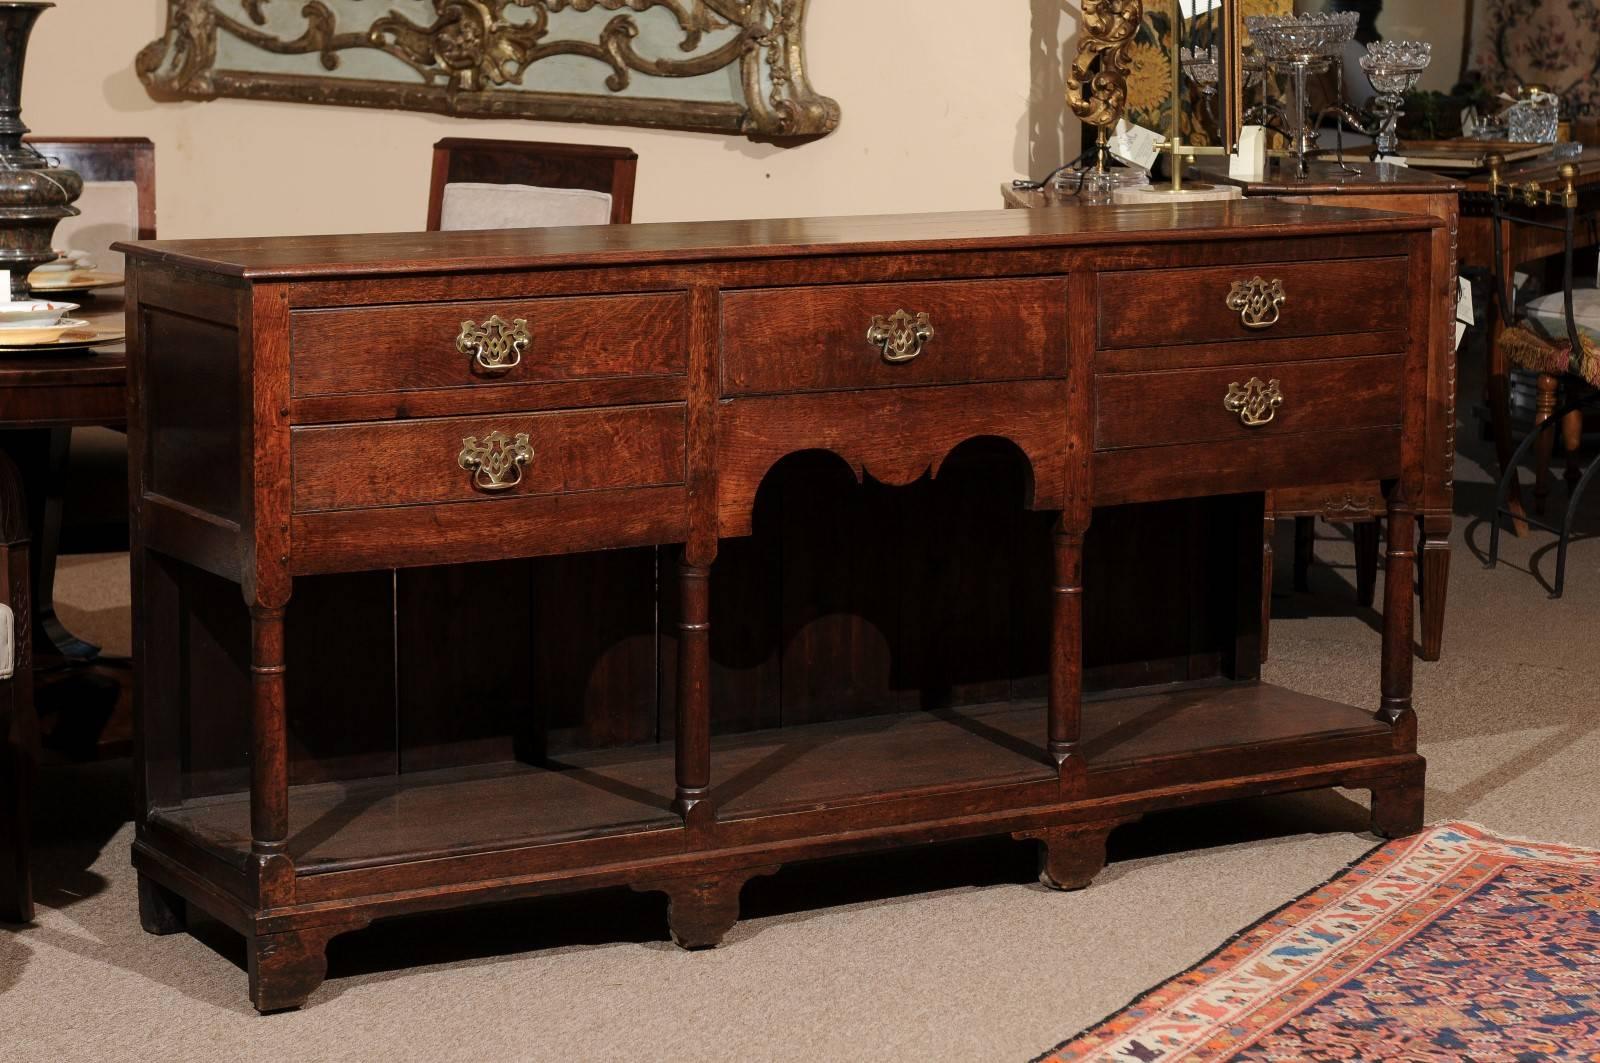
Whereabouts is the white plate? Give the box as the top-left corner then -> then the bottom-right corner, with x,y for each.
0,318 -> 96,346
0,300 -> 76,324
26,270 -> 123,293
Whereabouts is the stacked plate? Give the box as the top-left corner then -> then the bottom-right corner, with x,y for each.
0,299 -> 118,351
27,250 -> 123,294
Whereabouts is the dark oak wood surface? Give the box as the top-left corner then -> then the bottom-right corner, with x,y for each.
123,205 -> 1433,1011
122,202 -> 1432,277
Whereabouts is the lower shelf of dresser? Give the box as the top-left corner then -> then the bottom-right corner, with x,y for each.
148,681 -> 1400,889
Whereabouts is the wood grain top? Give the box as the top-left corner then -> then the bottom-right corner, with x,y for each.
116,202 -> 1437,280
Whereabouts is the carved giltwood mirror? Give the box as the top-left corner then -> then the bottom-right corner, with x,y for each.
1069,0 -> 1254,172
138,1 -> 839,140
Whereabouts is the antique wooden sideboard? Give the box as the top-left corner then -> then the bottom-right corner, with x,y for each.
121,202 -> 1433,1012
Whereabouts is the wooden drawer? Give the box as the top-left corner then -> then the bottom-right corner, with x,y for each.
1094,355 -> 1403,451
1097,257 -> 1408,350
291,404 -> 685,513
290,292 -> 688,398
720,277 -> 1068,395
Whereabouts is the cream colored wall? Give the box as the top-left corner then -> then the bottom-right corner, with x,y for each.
19,1 -> 1080,239
1376,3 -> 1467,94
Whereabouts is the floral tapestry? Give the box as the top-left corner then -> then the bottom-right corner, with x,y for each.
1123,0 -> 1291,144
1468,0 -> 1600,118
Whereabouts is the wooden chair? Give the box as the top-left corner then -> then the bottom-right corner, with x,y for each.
426,138 -> 637,231
0,451 -> 35,923
24,137 -> 155,236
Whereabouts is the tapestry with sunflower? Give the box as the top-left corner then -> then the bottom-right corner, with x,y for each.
1124,0 -> 1292,144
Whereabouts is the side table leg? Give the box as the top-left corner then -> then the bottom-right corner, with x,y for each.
0,429 -> 98,662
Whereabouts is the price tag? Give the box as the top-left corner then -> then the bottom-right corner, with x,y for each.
1455,275 -> 1473,351
1109,119 -> 1161,173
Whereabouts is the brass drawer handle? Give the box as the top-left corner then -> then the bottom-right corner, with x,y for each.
867,310 -> 934,363
457,315 -> 530,375
458,431 -> 533,492
1225,277 -> 1286,329
1224,377 -> 1284,427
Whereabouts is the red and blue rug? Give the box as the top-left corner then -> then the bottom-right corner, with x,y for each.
1036,822 -> 1600,1061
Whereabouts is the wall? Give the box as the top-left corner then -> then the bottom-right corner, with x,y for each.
18,1 -> 1081,239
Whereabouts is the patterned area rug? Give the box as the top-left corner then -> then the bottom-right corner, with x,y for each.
1036,823 -> 1600,1061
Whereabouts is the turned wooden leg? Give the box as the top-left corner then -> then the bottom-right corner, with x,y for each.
638,866 -> 779,950
1418,528 -> 1450,663
250,604 -> 290,862
1379,485 -> 1417,731
248,922 -> 354,1014
136,873 -> 187,935
1353,519 -> 1380,609
1049,516 -> 1086,785
674,550 -> 713,827
1293,516 -> 1314,592
1534,373 -> 1559,516
1370,766 -> 1426,838
1015,820 -> 1128,891
1260,510 -> 1274,664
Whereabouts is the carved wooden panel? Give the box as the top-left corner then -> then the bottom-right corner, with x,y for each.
139,1 -> 840,139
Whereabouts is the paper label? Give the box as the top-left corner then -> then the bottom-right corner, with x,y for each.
1109,119 -> 1161,174
1455,275 -> 1473,351
1229,125 -> 1267,180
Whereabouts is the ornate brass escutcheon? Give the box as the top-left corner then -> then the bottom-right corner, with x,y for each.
457,431 -> 534,492
457,315 -> 531,375
866,310 -> 934,363
1224,377 -> 1284,428
1225,277 -> 1286,330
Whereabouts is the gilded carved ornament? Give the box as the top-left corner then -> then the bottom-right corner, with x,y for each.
137,0 -> 839,139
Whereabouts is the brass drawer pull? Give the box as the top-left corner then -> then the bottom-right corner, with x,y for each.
1224,377 -> 1284,427
458,431 -> 533,492
867,310 -> 934,363
1225,277 -> 1286,329
457,315 -> 531,375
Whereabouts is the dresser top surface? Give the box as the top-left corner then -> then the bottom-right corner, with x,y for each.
118,202 -> 1435,280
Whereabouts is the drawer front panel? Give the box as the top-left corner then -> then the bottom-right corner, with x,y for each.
290,292 -> 688,398
292,404 -> 685,513
721,277 -> 1068,395
1094,428 -> 1402,507
1097,257 -> 1407,349
1094,355 -> 1403,451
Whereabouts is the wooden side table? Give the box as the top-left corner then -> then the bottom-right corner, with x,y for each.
1005,165 -> 1460,661
0,297 -> 126,663
0,306 -> 124,922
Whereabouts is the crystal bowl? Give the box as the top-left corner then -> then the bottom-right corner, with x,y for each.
1245,11 -> 1359,61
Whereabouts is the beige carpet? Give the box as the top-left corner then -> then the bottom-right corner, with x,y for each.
5,424 -> 1600,1060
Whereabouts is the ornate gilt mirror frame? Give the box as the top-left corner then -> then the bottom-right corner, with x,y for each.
137,1 -> 840,140
1068,0 -> 1248,165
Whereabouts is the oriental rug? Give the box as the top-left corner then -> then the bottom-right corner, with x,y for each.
1035,822 -> 1600,1062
